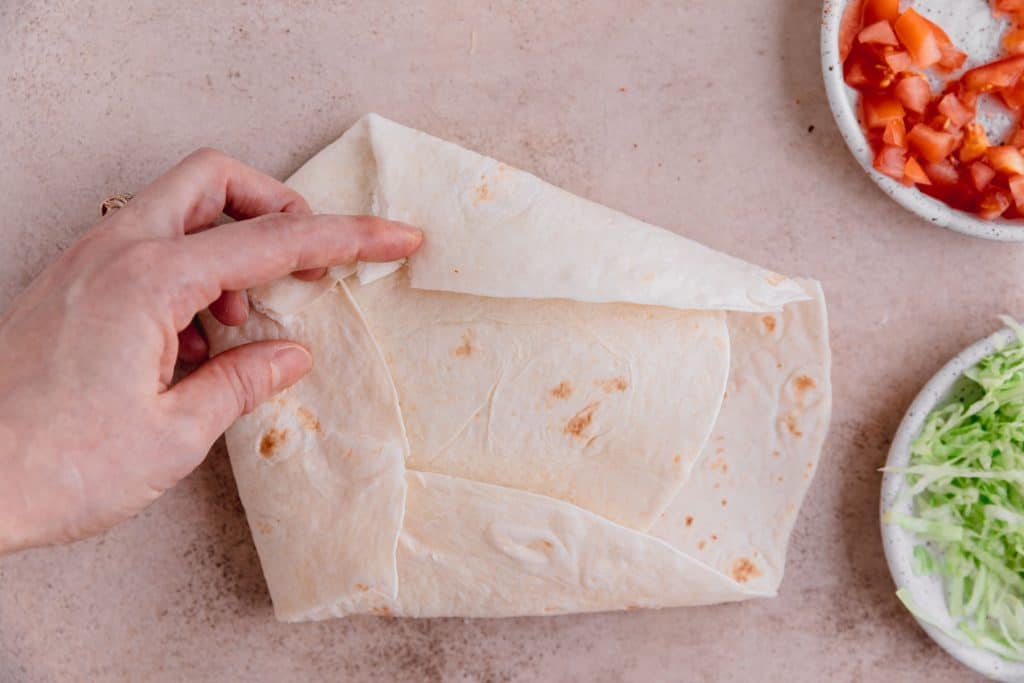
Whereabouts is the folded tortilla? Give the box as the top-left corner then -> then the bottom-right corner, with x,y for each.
202,114 -> 831,621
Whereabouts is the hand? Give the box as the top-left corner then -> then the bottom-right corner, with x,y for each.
0,148 -> 422,555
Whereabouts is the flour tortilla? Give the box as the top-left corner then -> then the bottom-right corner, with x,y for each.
202,114 -> 830,621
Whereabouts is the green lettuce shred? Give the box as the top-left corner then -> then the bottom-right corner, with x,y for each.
889,320 -> 1024,662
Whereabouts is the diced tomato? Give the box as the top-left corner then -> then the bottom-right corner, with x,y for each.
884,50 -> 913,73
924,159 -> 960,185
863,95 -> 906,129
859,20 -> 900,46
962,55 -> 1024,93
1005,28 -> 1024,54
1002,83 -> 1024,110
904,157 -> 932,185
864,0 -> 900,23
959,122 -> 992,162
883,118 -> 907,146
907,124 -> 957,163
969,161 -> 997,191
938,45 -> 969,71
839,0 -> 868,62
1009,125 -> 1024,147
978,188 -> 1012,219
938,94 -> 975,128
844,58 -> 872,88
893,75 -> 931,113
894,9 -> 943,67
986,145 -> 1024,174
993,0 -> 1024,16
874,145 -> 907,180
1009,174 -> 1024,209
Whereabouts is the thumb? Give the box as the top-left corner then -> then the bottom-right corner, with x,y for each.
165,340 -> 313,451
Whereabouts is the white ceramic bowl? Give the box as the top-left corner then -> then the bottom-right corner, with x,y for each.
882,325 -> 1024,681
821,0 -> 1024,241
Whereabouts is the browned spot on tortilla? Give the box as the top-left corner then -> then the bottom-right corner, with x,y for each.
354,583 -> 369,592
528,539 -> 555,552
453,267 -> 460,275
776,362 -> 783,369
762,315 -> 777,333
673,454 -> 682,465
730,557 -> 762,583
698,540 -> 707,550
777,475 -> 785,482
713,482 -> 720,489
453,330 -> 473,357
595,377 -> 628,393
296,407 -> 322,433
765,273 -> 787,286
685,516 -> 694,527
640,272 -> 655,282
565,402 -> 600,438
475,183 -> 491,201
783,414 -> 803,438
370,606 -> 392,617
259,428 -> 287,457
794,374 -> 817,393
709,458 -> 728,474
715,447 -> 725,455
772,450 -> 781,458
626,604 -> 640,611
254,520 -> 273,535
711,534 -> 719,541
550,381 -> 573,400
721,499 -> 729,507
543,606 -> 558,613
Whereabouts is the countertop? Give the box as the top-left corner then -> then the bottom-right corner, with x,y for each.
0,1 -> 1009,681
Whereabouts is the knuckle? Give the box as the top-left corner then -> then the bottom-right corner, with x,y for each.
185,146 -> 228,168
218,358 -> 269,417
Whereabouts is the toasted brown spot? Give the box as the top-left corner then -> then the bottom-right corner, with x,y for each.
528,539 -> 555,552
259,428 -> 288,457
730,557 -> 762,583
698,540 -> 707,550
543,606 -> 558,613
626,604 -> 640,611
453,330 -> 473,357
713,482 -> 720,489
685,516 -> 694,527
709,458 -> 728,474
715,447 -> 725,455
453,267 -> 460,275
296,407 -> 322,433
354,583 -> 369,592
370,606 -> 392,617
710,534 -> 719,541
673,454 -> 682,465
772,450 -> 781,458
254,520 -> 273,535
619,86 -> 627,93
783,414 -> 803,438
475,183 -> 492,201
721,499 -> 728,507
565,402 -> 600,437
794,374 -> 816,393
550,381 -> 573,400
765,273 -> 787,286
777,475 -> 785,482
762,315 -> 777,333
640,272 -> 655,282
595,377 -> 629,393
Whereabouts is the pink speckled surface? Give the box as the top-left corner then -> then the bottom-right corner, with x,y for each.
0,1 -> 1012,681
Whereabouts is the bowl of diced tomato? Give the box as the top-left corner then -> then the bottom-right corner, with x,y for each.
823,0 -> 1024,240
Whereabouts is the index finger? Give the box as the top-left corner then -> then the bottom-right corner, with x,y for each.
123,148 -> 310,236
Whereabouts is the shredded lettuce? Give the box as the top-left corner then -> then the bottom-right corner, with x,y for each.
888,320 -> 1024,662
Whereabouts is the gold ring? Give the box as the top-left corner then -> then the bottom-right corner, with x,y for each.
100,192 -> 134,216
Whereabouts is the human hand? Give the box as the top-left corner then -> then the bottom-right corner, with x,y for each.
0,149 -> 422,555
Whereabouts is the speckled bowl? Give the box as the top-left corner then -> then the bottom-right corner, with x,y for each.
882,326 -> 1024,682
821,0 -> 1024,241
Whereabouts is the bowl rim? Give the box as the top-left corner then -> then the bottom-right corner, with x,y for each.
881,324 -> 1024,681
820,0 -> 1024,242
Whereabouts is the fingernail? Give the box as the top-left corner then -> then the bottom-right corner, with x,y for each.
270,344 -> 313,390
396,222 -> 424,243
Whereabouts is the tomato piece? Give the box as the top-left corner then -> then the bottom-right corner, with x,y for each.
904,157 -> 932,185
863,95 -> 906,128
883,118 -> 907,146
1005,28 -> 1024,54
894,9 -> 943,67
884,50 -> 914,73
874,145 -> 907,180
907,124 -> 958,163
938,45 -> 969,71
978,188 -> 1012,219
986,145 -> 1024,174
864,0 -> 900,23
924,159 -> 960,185
1002,83 -> 1024,110
859,20 -> 900,45
938,93 -> 975,129
1009,174 -> 1024,209
959,122 -> 992,162
962,55 -> 1024,93
893,74 -> 931,113
994,0 -> 1024,16
844,58 -> 872,88
969,161 -> 997,191
839,0 -> 868,62
1009,124 -> 1024,147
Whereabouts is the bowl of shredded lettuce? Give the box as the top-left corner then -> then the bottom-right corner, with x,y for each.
883,319 -> 1024,681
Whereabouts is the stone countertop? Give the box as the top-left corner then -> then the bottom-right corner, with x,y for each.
0,1 -> 1004,681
